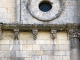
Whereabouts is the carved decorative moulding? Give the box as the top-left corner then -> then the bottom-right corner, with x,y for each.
69,29 -> 80,39
27,0 -> 64,21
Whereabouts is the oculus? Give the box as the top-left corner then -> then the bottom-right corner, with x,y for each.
39,1 -> 52,12
27,0 -> 64,21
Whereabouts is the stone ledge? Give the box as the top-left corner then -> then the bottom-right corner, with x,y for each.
0,23 -> 78,30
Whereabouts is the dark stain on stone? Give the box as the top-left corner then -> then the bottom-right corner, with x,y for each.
10,40 -> 24,60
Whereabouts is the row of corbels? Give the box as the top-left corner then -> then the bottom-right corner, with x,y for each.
0,28 -> 57,40
32,29 -> 57,40
14,29 -> 57,40
1,24 -> 80,40
0,23 -> 57,40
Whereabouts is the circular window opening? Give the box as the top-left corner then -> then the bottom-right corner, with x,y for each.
39,1 -> 52,12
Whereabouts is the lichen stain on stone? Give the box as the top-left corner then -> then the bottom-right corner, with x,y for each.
10,40 -> 24,60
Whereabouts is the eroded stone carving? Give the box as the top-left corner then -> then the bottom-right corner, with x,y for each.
14,29 -> 19,40
69,29 -> 80,39
14,24 -> 19,40
32,29 -> 38,40
51,30 -> 57,40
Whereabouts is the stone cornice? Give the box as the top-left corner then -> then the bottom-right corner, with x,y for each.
1,23 -> 78,30
0,23 -> 79,40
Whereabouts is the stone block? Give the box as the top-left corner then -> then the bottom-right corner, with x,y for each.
3,31 -> 14,40
55,39 -> 69,44
23,45 -> 32,50
0,45 -> 10,51
26,40 -> 36,44
33,45 -> 40,50
26,51 -> 32,57
0,40 -> 9,44
0,4 -> 2,7
25,58 -> 31,60
16,51 -> 26,57
56,31 -> 67,40
20,40 -> 27,44
37,31 -> 50,40
32,51 -> 37,56
54,51 -> 66,56
19,32 -> 32,40
0,0 -> 6,2
63,56 -> 70,60
37,51 -> 43,55
4,51 -> 10,57
40,45 -> 53,50
10,50 -> 16,57
59,44 -> 70,51
42,55 -> 50,60
6,0 -> 15,3
26,50 -> 38,58
10,45 -> 21,51
44,40 -> 51,44
0,14 -> 3,18
9,40 -> 13,44
43,51 -> 54,55
59,56 -> 63,60
0,58 -> 7,60
49,56 -> 59,60
0,8 -> 3,13
52,44 -> 59,50
41,44 -> 57,50
50,40 -> 56,44
65,51 -> 70,56
17,57 -> 25,60
12,40 -> 22,45
36,40 -> 44,44
9,57 -> 25,60
32,56 -> 41,60
0,51 -> 5,57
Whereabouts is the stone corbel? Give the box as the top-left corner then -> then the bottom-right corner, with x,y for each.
69,29 -> 80,39
32,29 -> 38,40
0,23 -> 3,40
51,30 -> 57,40
14,29 -> 19,40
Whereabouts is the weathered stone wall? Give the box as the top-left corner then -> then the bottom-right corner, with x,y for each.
0,0 -> 16,23
0,31 -> 70,60
0,0 -> 79,24
21,0 -> 79,24
0,0 -> 79,60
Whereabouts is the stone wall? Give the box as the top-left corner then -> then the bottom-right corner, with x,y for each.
0,0 -> 79,60
0,0 -> 79,24
0,31 -> 70,60
0,0 -> 16,23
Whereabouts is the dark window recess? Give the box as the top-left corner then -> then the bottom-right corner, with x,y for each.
39,1 -> 52,12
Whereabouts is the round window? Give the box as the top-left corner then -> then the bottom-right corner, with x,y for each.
39,1 -> 52,12
27,0 -> 64,21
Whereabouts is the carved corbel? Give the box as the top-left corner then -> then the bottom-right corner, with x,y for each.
69,29 -> 80,39
0,23 -> 3,40
14,29 -> 19,40
32,29 -> 38,40
51,30 -> 57,40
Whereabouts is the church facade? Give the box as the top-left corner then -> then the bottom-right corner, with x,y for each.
0,0 -> 80,60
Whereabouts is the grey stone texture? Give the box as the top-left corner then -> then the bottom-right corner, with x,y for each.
70,38 -> 80,60
0,31 -> 70,60
0,28 -> 71,60
21,0 -> 80,24
0,0 -> 79,60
